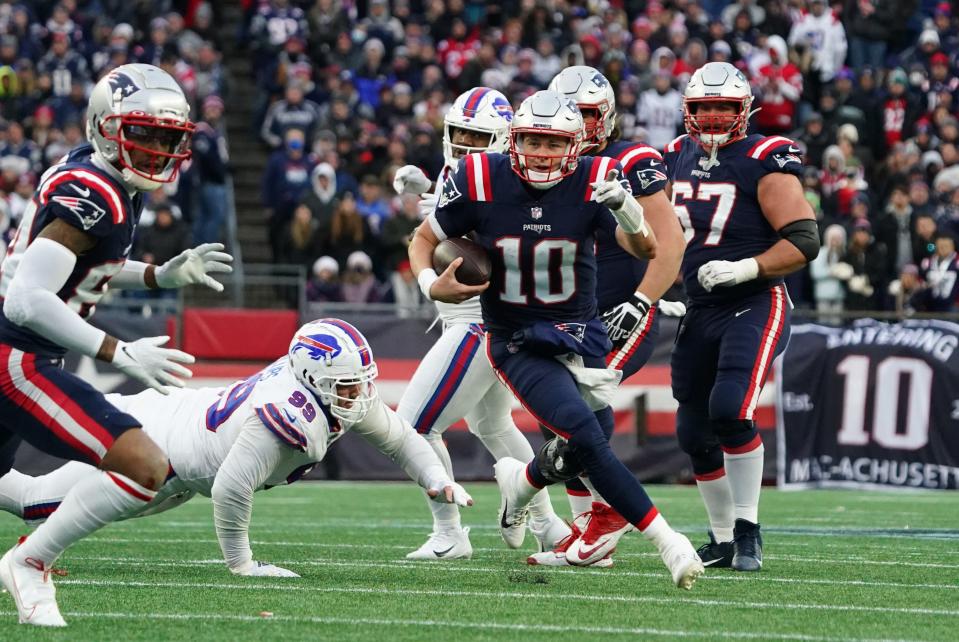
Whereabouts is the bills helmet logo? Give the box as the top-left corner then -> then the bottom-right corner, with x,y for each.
492,96 -> 513,122
290,334 -> 342,362
50,195 -> 107,231
531,206 -> 543,220
636,168 -> 668,191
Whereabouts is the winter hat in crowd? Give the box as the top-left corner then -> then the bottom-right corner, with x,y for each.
346,251 -> 373,272
313,255 -> 339,277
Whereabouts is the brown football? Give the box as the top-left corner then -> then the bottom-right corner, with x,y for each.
432,237 -> 492,286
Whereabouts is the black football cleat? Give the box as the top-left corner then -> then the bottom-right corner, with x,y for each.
696,530 -> 734,568
731,519 -> 763,572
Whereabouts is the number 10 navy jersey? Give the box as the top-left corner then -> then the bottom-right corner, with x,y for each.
663,133 -> 803,305
429,152 -> 627,333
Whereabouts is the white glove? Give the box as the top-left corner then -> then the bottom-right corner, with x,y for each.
112,335 -> 195,395
427,480 -> 473,507
590,170 -> 629,210
657,300 -> 687,317
697,258 -> 759,292
393,165 -> 432,195
888,279 -> 902,296
418,192 -> 438,217
601,292 -> 651,343
848,274 -> 874,296
829,262 -> 854,280
155,243 -> 234,292
232,561 -> 300,578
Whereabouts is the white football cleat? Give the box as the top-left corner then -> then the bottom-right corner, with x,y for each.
493,458 -> 531,549
527,515 -> 613,568
659,531 -> 705,590
530,514 -> 572,553
0,539 -> 67,627
565,502 -> 633,566
406,526 -> 472,560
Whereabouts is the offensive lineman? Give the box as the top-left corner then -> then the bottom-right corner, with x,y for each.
0,320 -> 472,577
663,62 -> 818,571
529,66 -> 687,567
410,90 -> 704,589
0,64 -> 233,626
392,87 -> 568,560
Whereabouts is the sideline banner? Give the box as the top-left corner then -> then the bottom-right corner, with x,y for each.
777,320 -> 959,490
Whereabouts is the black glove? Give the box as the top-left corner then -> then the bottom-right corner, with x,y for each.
600,292 -> 652,343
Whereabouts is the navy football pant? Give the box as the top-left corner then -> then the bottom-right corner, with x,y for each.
0,344 -> 141,476
563,306 -> 660,497
487,332 -> 658,528
671,285 -> 790,477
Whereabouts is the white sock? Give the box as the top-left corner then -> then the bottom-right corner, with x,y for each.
566,485 -> 593,520
19,463 -> 100,525
422,433 -> 461,531
17,471 -> 156,565
581,477 -> 608,506
696,473 -> 734,543
639,513 -> 674,551
0,469 -> 30,518
724,441 -> 764,524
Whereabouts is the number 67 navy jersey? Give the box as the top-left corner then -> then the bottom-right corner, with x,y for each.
663,133 -> 804,305
428,152 -> 629,334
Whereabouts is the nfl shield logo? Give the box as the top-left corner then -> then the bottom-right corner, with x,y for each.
531,207 -> 543,220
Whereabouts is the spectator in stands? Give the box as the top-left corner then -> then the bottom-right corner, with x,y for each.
637,71 -> 683,150
910,180 -> 935,220
882,68 -> 921,150
843,219 -> 888,310
307,255 -> 343,303
308,0 -> 351,66
919,233 -> 959,311
194,41 -> 229,105
301,163 -> 338,229
913,213 -> 938,264
359,0 -> 405,52
36,32 -> 89,97
844,0 -> 898,71
876,184 -> 916,277
261,82 -> 322,150
276,204 -> 322,271
887,263 -> 924,315
353,38 -> 392,110
381,192 -> 420,269
341,250 -> 386,304
754,35 -> 802,136
390,259 -> 422,318
2,122 -> 41,173
810,224 -> 849,324
134,204 -> 191,299
355,174 -> 390,236
262,128 -> 316,261
322,191 -> 373,267
191,95 -> 230,245
6,172 -> 34,227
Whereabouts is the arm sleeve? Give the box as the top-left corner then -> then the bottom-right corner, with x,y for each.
428,162 -> 477,242
211,417 -> 289,572
107,260 -> 150,290
350,399 -> 450,491
2,238 -> 106,357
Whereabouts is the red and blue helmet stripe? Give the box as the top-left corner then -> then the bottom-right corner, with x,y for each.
462,87 -> 491,117
320,318 -> 372,366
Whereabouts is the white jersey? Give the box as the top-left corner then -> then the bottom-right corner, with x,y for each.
431,165 -> 483,325
637,88 -> 684,151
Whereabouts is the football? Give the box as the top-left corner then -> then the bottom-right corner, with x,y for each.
432,237 -> 492,286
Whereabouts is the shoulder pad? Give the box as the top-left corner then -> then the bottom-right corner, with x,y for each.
615,144 -> 663,174
664,135 -> 687,155
462,152 -> 493,202
255,402 -> 308,452
38,167 -> 127,236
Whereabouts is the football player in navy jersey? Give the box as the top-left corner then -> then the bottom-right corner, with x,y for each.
0,64 -> 232,626
663,62 -> 819,572
528,67 -> 688,567
410,90 -> 704,589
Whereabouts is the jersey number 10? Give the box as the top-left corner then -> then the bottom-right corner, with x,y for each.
494,237 -> 577,305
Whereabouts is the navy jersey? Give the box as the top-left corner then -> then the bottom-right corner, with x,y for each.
663,133 -> 803,305
920,253 -> 959,312
0,144 -> 142,356
594,140 -> 668,310
429,152 -> 627,333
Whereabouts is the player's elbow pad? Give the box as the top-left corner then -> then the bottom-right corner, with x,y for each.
2,282 -> 37,327
779,219 -> 820,263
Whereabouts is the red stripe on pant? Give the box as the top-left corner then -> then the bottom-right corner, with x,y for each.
484,333 -> 571,439
606,307 -> 656,368
22,353 -> 116,453
738,287 -> 784,420
416,332 -> 479,431
106,472 -> 154,502
0,346 -> 103,463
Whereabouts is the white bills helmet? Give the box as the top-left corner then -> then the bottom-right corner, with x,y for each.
442,87 -> 514,169
682,61 -> 755,149
288,319 -> 379,424
548,65 -> 616,151
86,63 -> 195,191
508,90 -> 584,189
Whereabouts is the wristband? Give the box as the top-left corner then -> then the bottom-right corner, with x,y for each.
418,268 -> 439,301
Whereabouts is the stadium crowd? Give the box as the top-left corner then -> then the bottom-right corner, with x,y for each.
242,0 -> 959,316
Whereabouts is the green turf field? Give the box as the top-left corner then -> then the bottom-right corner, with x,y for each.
0,482 -> 955,641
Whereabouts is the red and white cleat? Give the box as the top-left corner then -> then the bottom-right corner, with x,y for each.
527,514 -> 613,568
0,538 -> 67,627
565,502 -> 633,567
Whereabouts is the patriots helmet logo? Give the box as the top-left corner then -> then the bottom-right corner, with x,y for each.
290,333 -> 342,363
50,195 -> 107,231
636,168 -> 668,191
106,71 -> 140,104
438,174 -> 463,208
554,322 -> 586,343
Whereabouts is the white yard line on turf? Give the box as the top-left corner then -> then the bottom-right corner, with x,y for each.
52,578 -> 959,617
82,537 -> 959,569
0,609 -> 927,642
65,555 -> 959,592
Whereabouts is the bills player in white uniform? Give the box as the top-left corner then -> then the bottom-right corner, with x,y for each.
0,64 -> 233,626
0,319 -> 473,576
392,87 -> 568,560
